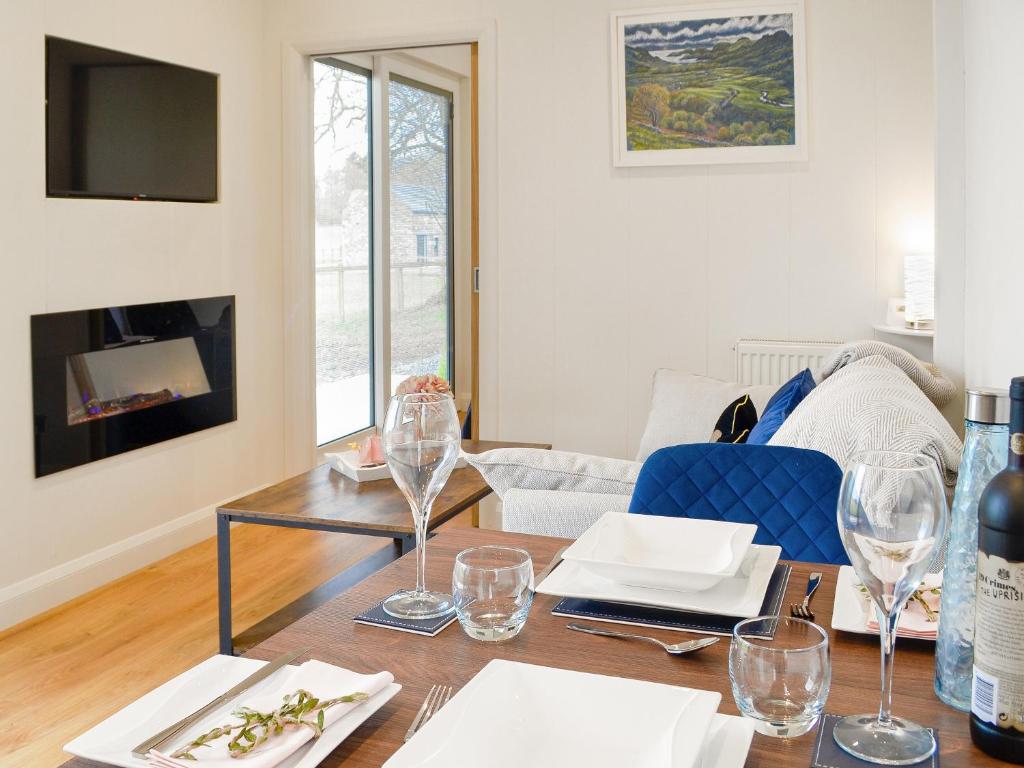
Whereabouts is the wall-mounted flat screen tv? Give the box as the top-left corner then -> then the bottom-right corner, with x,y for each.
46,36 -> 218,203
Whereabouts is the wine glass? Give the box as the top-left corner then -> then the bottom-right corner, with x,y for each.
381,392 -> 461,620
833,450 -> 948,765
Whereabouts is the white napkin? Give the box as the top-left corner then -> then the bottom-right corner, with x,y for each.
147,660 -> 392,768
864,573 -> 942,639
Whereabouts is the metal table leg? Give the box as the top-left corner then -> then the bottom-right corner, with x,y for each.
395,533 -> 415,557
217,514 -> 233,655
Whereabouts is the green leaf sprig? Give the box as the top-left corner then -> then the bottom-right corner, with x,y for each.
170,689 -> 369,760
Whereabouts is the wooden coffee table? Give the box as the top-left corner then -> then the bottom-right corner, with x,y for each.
216,440 -> 548,654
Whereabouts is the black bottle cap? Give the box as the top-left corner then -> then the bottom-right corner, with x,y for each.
1012,377 -> 1024,400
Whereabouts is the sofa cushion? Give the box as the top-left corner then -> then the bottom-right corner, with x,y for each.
635,370 -> 778,462
629,443 -> 848,564
501,489 -> 632,538
711,395 -> 758,444
747,368 -> 815,445
465,448 -> 640,499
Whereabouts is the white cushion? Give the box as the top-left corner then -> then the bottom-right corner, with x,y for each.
501,489 -> 632,538
635,370 -> 779,462
464,448 -> 640,499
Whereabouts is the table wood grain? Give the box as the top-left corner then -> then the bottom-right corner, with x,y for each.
217,440 -> 550,535
61,528 -> 996,767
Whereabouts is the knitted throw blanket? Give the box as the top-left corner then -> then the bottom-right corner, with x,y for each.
816,340 -> 957,407
771,356 -> 963,487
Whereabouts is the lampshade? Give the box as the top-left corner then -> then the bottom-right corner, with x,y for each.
903,251 -> 934,328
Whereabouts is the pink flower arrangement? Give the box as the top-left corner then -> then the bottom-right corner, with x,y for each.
395,374 -> 451,397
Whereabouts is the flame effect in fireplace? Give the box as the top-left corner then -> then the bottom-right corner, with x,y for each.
66,337 -> 212,426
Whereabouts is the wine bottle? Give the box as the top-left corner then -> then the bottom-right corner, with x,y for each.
971,375 -> 1024,763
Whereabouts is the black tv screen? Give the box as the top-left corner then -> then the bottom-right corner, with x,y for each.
46,37 -> 218,202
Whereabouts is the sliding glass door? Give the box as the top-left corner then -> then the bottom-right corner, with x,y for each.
313,59 -> 373,446
388,75 -> 454,387
313,56 -> 455,448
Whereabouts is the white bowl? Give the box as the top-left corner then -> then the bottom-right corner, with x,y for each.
561,512 -> 757,592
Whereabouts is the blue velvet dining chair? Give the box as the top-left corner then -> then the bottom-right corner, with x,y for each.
628,443 -> 848,565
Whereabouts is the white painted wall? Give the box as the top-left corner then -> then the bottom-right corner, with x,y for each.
933,0 -> 967,428
0,1 -> 281,627
264,0 -> 936,461
959,1 -> 1024,388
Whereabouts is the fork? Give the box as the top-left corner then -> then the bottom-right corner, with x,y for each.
404,684 -> 453,741
791,572 -> 823,620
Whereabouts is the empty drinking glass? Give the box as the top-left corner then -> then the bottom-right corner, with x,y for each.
833,450 -> 948,765
453,546 -> 534,642
381,392 -> 462,620
729,616 -> 831,738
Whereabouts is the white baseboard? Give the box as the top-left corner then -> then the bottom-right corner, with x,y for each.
0,485 -> 267,632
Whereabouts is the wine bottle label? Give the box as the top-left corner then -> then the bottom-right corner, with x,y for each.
1012,433 -> 1024,456
973,551 -> 1024,731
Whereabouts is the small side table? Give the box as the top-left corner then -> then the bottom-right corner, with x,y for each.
216,439 -> 549,654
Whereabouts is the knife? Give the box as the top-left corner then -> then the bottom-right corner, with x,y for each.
131,647 -> 309,758
535,546 -> 568,585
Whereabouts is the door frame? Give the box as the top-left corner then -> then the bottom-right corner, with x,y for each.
281,22 -> 497,475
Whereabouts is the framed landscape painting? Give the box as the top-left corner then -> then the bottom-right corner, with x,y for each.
611,1 -> 807,166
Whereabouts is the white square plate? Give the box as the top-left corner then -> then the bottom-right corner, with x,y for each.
63,655 -> 401,768
539,543 -> 780,619
384,660 -> 740,768
830,565 -> 940,641
538,544 -> 780,619
562,513 -> 757,592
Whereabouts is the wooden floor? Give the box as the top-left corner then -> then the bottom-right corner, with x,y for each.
0,510 -> 473,768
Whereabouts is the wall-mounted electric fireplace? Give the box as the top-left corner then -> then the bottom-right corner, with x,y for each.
32,296 -> 235,477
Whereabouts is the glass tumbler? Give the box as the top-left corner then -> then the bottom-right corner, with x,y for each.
729,616 -> 831,738
452,546 -> 534,642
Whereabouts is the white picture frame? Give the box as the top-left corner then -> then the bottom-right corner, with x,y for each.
611,1 -> 807,166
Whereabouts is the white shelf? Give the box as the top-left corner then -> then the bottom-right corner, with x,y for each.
873,324 -> 934,339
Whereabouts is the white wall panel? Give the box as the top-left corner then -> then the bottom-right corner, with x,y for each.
0,0 -> 282,616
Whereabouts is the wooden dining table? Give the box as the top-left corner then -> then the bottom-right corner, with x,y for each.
61,527 -> 1000,767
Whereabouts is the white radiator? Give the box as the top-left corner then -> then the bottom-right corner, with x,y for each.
735,339 -> 844,385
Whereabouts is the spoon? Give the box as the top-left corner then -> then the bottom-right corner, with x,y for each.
566,622 -> 720,656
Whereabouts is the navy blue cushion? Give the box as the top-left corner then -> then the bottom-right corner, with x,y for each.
746,368 -> 815,445
629,443 -> 847,564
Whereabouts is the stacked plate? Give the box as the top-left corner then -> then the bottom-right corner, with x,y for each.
537,512 -> 781,621
385,659 -> 755,768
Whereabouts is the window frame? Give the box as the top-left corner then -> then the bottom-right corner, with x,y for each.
313,53 -> 460,460
312,55 -> 376,448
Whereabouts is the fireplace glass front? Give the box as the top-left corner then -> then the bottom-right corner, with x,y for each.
32,296 -> 235,476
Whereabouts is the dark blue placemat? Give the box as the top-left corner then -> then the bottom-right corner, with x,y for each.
551,563 -> 791,638
353,594 -> 458,636
812,714 -> 939,767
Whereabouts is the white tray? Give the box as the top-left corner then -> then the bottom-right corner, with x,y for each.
327,450 -> 467,482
